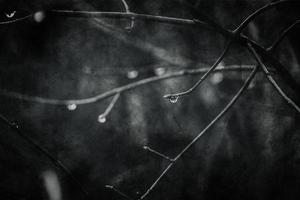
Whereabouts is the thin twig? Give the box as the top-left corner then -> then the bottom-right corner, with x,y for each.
105,185 -> 134,200
0,114 -> 88,197
98,93 -> 120,120
139,66 -> 259,200
163,41 -> 232,100
120,0 -> 135,29
234,0 -> 300,34
247,43 -> 300,113
268,19 -> 300,51
0,14 -> 33,25
0,66 -> 259,105
143,146 -> 174,162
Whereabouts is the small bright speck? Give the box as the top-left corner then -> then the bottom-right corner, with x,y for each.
98,114 -> 106,123
34,11 -> 45,23
211,73 -> 224,84
127,70 -> 138,79
67,104 -> 77,111
154,67 -> 166,76
143,146 -> 148,150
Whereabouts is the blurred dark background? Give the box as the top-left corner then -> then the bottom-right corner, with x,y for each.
0,0 -> 299,200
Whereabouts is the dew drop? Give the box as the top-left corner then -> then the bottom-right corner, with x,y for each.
154,67 -> 166,76
98,114 -> 106,123
211,73 -> 224,84
127,70 -> 138,79
169,96 -> 179,104
34,11 -> 45,23
67,104 -> 77,111
143,145 -> 148,150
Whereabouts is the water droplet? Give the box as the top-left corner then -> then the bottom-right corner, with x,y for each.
127,70 -> 138,79
248,81 -> 256,89
105,185 -> 113,189
169,96 -> 179,103
154,67 -> 166,76
67,104 -> 77,111
5,11 -> 16,18
98,114 -> 106,123
143,146 -> 148,150
211,73 -> 224,84
34,11 -> 45,23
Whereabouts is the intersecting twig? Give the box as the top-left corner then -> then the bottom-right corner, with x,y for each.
139,66 -> 259,200
98,93 -> 120,123
234,0 -> 300,34
163,41 -> 232,101
143,146 -> 174,162
247,43 -> 300,113
120,0 -> 135,30
268,19 -> 300,51
0,66 -> 259,105
0,113 -> 88,197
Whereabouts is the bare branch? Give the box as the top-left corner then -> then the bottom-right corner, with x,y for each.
143,146 -> 174,162
268,19 -> 300,51
0,114 -> 88,197
139,66 -> 259,200
247,43 -> 300,113
120,0 -> 135,30
0,66 -> 259,105
105,185 -> 134,200
163,41 -> 232,101
0,14 -> 33,25
97,93 -> 120,123
234,0 -> 300,34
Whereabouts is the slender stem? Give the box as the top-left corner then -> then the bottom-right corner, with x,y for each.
143,146 -> 174,162
105,185 -> 134,200
139,66 -> 259,200
234,0 -> 300,34
247,43 -> 300,113
99,93 -> 120,118
0,66 -> 259,105
0,14 -> 33,25
0,114 -> 88,197
268,19 -> 300,51
163,41 -> 232,100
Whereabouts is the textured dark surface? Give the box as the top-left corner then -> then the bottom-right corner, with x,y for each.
0,0 -> 299,200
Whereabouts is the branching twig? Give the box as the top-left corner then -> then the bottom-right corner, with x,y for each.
163,41 -> 232,101
98,93 -> 120,123
0,114 -> 88,197
139,66 -> 259,200
143,146 -> 174,162
234,0 -> 300,34
247,43 -> 300,113
0,66 -> 259,105
268,19 -> 300,51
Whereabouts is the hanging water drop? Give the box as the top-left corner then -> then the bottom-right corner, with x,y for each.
34,11 -> 45,23
143,145 -> 148,150
98,114 -> 106,123
169,96 -> 179,104
67,104 -> 77,111
127,70 -> 138,79
154,67 -> 166,76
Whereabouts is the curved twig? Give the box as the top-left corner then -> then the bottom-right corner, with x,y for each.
139,65 -> 259,200
234,0 -> 300,34
163,41 -> 232,100
0,66 -> 259,106
120,0 -> 135,30
247,43 -> 300,113
268,19 -> 300,51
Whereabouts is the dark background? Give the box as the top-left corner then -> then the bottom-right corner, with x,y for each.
0,0 -> 299,200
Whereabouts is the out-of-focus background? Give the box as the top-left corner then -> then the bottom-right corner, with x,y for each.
0,0 -> 299,200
